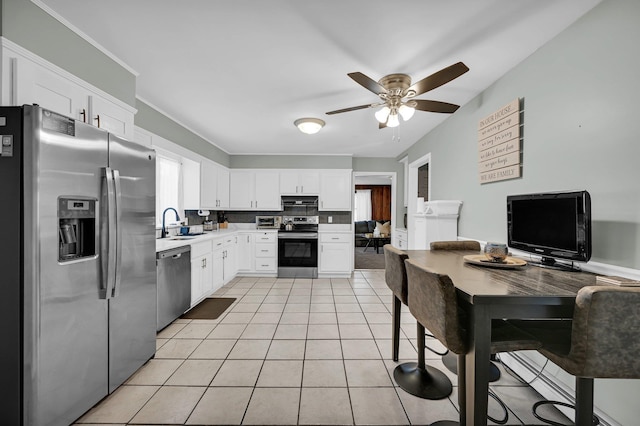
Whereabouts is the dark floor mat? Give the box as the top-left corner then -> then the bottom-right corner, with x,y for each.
181,297 -> 236,319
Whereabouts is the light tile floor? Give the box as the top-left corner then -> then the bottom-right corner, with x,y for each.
75,270 -> 570,425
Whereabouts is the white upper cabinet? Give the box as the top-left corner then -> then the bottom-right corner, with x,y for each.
2,40 -> 135,140
201,160 -> 229,209
229,170 -> 280,210
280,170 -> 320,195
319,170 -> 352,210
89,95 -> 134,139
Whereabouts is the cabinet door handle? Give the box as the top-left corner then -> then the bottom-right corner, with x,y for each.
94,114 -> 101,128
331,237 -> 339,240
80,109 -> 86,123
301,185 -> 303,193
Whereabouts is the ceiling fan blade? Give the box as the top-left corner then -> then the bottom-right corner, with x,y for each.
378,121 -> 387,129
326,103 -> 377,115
408,62 -> 469,97
413,99 -> 460,114
348,72 -> 387,95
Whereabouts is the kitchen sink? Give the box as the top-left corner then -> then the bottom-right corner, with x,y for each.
168,236 -> 196,240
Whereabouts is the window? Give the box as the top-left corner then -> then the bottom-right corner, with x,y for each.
353,189 -> 372,222
156,152 -> 182,227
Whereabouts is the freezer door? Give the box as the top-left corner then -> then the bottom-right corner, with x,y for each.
107,133 -> 157,392
23,106 -> 109,426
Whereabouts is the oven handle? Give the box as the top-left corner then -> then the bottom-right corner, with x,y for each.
278,233 -> 318,240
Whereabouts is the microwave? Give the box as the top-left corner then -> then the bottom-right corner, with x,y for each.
256,215 -> 282,229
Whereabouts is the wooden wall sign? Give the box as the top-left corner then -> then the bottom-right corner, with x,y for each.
477,98 -> 521,184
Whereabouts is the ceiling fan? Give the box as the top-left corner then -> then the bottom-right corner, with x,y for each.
326,62 -> 469,128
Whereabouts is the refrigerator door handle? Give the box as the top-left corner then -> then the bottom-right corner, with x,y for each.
100,167 -> 117,299
112,169 -> 123,297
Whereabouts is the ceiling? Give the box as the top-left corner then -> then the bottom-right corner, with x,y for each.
37,0 -> 600,158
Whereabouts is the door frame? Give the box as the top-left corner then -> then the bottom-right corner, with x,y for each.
353,171 -> 397,269
407,153 -> 431,249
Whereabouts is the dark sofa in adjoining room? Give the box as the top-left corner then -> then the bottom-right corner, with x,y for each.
354,220 -> 390,247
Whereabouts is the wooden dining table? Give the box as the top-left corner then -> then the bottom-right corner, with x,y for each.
405,249 -> 597,426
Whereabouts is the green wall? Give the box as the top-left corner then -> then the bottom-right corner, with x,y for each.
1,0 -> 136,107
135,99 -> 230,167
402,0 -> 640,270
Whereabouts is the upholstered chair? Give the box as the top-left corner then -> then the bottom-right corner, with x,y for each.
383,244 -> 409,362
402,258 -> 542,422
509,286 -> 640,426
430,240 -> 501,382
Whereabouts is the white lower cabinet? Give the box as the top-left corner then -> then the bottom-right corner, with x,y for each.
236,231 -> 277,275
211,238 -> 225,291
190,241 -> 213,306
319,232 -> 353,275
255,232 -> 277,273
237,232 -> 255,273
223,235 -> 238,283
394,229 -> 408,250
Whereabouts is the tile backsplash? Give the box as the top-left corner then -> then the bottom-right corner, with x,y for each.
184,210 -> 351,225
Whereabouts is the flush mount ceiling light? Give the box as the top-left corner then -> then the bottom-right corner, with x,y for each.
294,118 -> 325,135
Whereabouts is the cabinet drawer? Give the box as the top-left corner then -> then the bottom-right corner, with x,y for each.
255,258 -> 276,271
255,243 -> 276,258
255,232 -> 276,243
190,240 -> 212,258
320,233 -> 351,243
211,238 -> 224,250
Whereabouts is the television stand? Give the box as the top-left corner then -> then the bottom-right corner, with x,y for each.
529,256 -> 582,272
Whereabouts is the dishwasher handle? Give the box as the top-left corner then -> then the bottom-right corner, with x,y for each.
157,246 -> 191,260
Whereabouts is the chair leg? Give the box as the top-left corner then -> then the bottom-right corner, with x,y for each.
392,295 -> 402,362
575,377 -> 595,426
442,350 -> 501,382
393,322 -> 452,400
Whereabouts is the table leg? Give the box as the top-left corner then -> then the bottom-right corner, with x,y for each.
465,306 -> 492,426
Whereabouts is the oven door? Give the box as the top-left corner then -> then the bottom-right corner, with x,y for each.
278,233 -> 318,268
278,233 -> 318,278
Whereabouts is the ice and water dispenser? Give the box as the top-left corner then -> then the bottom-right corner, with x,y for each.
58,197 -> 96,261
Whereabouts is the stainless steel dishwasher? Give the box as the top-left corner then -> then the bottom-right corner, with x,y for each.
156,246 -> 191,331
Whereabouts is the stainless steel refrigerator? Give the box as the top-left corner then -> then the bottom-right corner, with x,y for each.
0,105 -> 157,425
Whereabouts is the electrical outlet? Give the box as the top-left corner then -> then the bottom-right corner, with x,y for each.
328,216 -> 333,223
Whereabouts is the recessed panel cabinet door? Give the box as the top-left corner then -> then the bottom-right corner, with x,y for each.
319,170 -> 352,210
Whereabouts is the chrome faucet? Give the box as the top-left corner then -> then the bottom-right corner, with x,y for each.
161,207 -> 180,238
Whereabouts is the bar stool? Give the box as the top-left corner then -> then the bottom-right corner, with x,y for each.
509,286 -> 640,426
403,258 -> 543,423
430,240 -> 501,382
383,244 -> 409,362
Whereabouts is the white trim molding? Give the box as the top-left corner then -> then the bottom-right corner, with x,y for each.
1,37 -> 137,115
29,0 -> 139,76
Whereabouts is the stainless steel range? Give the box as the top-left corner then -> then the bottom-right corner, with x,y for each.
278,215 -> 318,278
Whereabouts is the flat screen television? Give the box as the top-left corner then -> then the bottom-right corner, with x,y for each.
507,190 -> 591,270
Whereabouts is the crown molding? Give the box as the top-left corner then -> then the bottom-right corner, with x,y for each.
29,0 -> 139,76
135,95 -> 230,155
1,37 -> 137,114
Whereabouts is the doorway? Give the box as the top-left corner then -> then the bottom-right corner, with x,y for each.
352,172 -> 396,269
407,153 -> 431,249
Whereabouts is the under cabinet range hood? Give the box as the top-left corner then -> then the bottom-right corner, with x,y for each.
281,195 -> 318,207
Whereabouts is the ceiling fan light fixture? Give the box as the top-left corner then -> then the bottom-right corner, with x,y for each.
399,103 -> 415,121
374,106 -> 390,123
387,112 -> 400,128
294,117 -> 325,134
